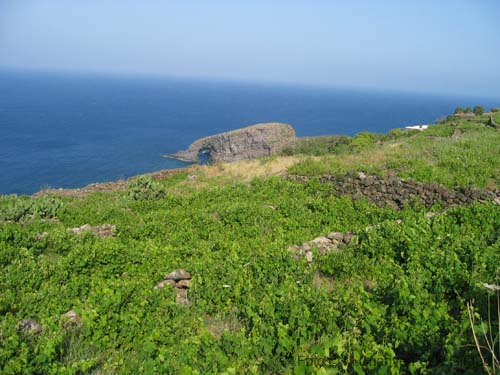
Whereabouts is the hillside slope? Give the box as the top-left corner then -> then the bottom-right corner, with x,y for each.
1,112 -> 500,374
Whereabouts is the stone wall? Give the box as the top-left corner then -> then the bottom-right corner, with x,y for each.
292,172 -> 500,209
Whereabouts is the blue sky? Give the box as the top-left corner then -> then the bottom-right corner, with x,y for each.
1,0 -> 499,97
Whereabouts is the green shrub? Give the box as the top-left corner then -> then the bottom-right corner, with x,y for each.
0,195 -> 63,222
385,128 -> 420,140
126,175 -> 166,201
351,132 -> 383,150
32,195 -> 64,219
422,124 -> 455,137
473,105 -> 485,116
491,107 -> 500,113
282,136 -> 353,156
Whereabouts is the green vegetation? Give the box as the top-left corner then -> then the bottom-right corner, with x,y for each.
0,195 -> 63,222
282,135 -> 354,156
1,111 -> 500,374
289,114 -> 500,188
126,175 -> 166,201
473,106 -> 485,116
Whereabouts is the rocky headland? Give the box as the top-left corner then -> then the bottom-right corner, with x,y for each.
169,122 -> 296,163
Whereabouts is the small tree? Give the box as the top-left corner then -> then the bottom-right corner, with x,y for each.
474,105 -> 485,116
454,107 -> 464,115
464,106 -> 472,114
491,108 -> 500,113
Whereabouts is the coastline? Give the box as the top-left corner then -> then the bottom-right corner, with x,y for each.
162,154 -> 193,163
32,166 -> 190,198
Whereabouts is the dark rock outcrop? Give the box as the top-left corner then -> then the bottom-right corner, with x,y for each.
170,123 -> 296,163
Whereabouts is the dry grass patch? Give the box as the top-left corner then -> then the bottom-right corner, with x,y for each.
203,312 -> 243,338
312,272 -> 335,293
194,156 -> 304,180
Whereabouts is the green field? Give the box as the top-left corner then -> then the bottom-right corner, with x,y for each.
1,113 -> 500,374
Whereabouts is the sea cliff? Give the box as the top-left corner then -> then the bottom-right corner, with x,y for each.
169,122 -> 296,163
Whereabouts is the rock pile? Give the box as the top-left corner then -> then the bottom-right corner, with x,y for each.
69,224 -> 116,238
156,269 -> 191,305
292,173 -> 500,209
289,231 -> 354,263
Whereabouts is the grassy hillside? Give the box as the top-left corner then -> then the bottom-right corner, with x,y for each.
1,113 -> 500,374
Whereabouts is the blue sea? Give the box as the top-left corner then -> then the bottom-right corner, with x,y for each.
1,69 -> 498,195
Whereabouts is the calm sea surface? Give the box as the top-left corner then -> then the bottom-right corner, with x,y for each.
1,69 -> 498,195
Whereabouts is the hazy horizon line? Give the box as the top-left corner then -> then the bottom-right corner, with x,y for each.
1,64 -> 499,102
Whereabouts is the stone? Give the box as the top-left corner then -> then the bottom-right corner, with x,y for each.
69,224 -> 116,238
155,279 -> 176,289
176,288 -> 189,305
35,232 -> 48,241
80,223 -> 92,231
70,224 -> 92,234
309,236 -> 338,255
357,172 -> 367,180
17,318 -> 42,334
363,176 -> 375,186
176,279 -> 191,289
262,204 -> 277,210
169,123 -> 297,163
305,252 -> 313,263
327,232 -> 344,241
302,242 -> 312,252
342,232 -> 354,243
164,269 -> 191,281
63,310 -> 79,324
94,224 -> 116,238
311,236 -> 332,245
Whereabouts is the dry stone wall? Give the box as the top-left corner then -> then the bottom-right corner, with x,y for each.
292,172 -> 500,209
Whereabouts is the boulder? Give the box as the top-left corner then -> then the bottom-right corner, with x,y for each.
164,269 -> 191,281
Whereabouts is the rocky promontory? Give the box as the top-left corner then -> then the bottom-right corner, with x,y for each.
169,122 -> 296,163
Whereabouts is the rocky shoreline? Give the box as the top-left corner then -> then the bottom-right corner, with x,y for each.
33,167 -> 188,198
